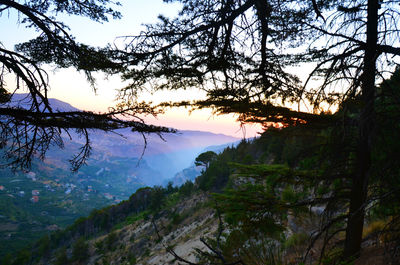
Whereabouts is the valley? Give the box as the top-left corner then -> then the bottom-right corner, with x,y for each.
2,0 -> 398,263
0,98 -> 239,257
6,128 -> 396,265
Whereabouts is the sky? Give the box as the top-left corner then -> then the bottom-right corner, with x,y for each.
0,0 -> 263,138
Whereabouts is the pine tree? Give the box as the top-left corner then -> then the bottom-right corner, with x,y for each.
118,0 -> 400,261
0,0 -> 174,170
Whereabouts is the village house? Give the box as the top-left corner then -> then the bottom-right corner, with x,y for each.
27,171 -> 37,181
30,196 -> 39,203
104,193 -> 114,200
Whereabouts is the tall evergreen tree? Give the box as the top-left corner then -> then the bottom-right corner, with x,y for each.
195,151 -> 217,170
118,0 -> 400,261
0,0 -> 174,170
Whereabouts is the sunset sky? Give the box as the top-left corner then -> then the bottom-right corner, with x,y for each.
0,0 -> 262,138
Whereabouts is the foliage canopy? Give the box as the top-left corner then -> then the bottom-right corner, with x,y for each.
116,0 -> 400,261
0,0 -> 174,170
2,0 -> 400,263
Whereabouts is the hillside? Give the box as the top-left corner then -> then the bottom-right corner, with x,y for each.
0,95 -> 240,259
5,122 -> 399,265
3,1 -> 400,264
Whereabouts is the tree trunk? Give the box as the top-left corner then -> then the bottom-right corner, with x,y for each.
343,0 -> 378,259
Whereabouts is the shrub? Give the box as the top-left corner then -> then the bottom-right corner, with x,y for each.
72,237 -> 89,262
94,240 -> 104,254
105,232 -> 118,251
128,254 -> 137,264
54,247 -> 69,265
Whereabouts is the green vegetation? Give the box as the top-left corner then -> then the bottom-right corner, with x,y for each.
193,77 -> 400,263
4,87 -> 400,263
0,160 -> 128,257
105,232 -> 118,251
112,210 -> 150,231
0,0 -> 173,173
54,247 -> 68,265
2,0 -> 400,264
72,237 -> 89,262
195,151 -> 218,170
129,255 -> 137,265
115,0 -> 400,260
0,174 -> 199,264
0,150 -> 159,257
4,100 -> 400,264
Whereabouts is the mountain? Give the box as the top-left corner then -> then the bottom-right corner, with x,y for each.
0,95 -> 240,257
167,165 -> 203,186
7,93 -> 79,112
9,129 -> 395,265
166,140 -> 241,186
83,129 -> 239,182
8,93 -> 240,184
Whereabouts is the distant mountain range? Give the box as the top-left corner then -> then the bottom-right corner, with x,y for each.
8,94 -> 240,184
167,140 -> 241,186
0,94 -> 240,256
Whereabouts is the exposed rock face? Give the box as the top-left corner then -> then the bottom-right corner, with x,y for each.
43,193 -> 218,265
146,212 -> 217,264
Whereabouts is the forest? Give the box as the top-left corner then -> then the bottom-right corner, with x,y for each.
1,0 -> 400,264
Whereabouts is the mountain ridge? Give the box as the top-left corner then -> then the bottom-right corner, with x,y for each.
0,95 -> 240,258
